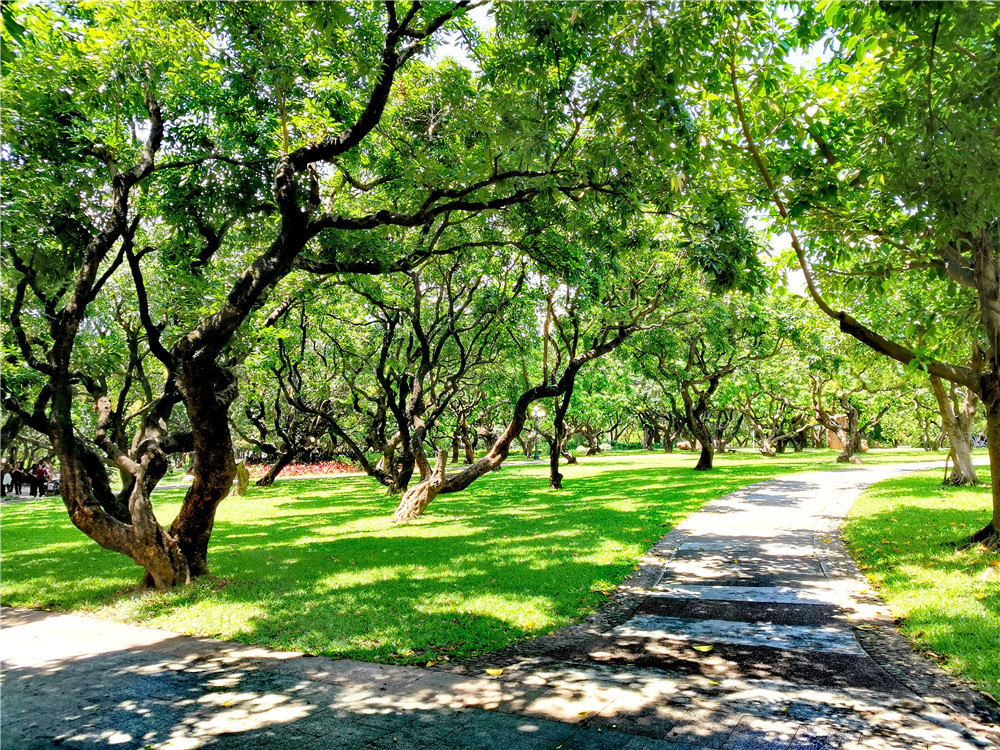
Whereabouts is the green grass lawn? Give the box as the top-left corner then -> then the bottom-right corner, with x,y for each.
844,471 -> 1000,702
0,447 -> 948,666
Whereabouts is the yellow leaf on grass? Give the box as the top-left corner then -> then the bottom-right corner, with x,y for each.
692,644 -> 713,652
486,668 -> 504,676
426,660 -> 438,667
975,593 -> 987,600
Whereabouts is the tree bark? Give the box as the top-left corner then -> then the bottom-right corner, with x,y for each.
931,375 -> 979,485
160,361 -> 238,579
642,424 -> 657,450
550,388 -> 573,490
972,367 -> 1000,544
255,447 -> 302,487
833,401 -> 861,463
393,449 -> 447,523
680,382 -> 716,471
391,325 -> 641,520
694,442 -> 714,471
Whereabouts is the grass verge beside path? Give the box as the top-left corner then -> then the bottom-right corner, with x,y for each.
1,448 -> 940,667
844,471 -> 1000,703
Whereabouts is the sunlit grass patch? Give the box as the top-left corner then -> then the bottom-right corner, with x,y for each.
844,471 -> 999,702
2,447 -> 941,665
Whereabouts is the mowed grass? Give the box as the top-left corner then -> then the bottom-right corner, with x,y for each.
1,448 -> 940,666
844,470 -> 1000,702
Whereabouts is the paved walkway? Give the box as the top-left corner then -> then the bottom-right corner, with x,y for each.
3,463 -> 998,750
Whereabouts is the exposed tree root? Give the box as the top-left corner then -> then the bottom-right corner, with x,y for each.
957,524 -> 1000,552
942,476 -> 983,488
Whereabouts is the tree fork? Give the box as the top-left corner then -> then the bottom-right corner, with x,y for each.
931,375 -> 980,486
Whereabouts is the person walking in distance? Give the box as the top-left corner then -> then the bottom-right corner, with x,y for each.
34,463 -> 47,497
29,463 -> 40,497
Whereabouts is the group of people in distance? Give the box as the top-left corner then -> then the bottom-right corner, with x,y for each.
0,461 -> 55,498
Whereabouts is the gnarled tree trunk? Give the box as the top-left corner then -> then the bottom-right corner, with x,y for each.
832,401 -> 861,463
550,389 -> 573,490
971,366 -> 1000,545
393,450 -> 447,523
642,423 -> 658,450
680,381 -> 717,471
931,375 -> 979,486
256,447 -> 302,487
158,361 -> 239,581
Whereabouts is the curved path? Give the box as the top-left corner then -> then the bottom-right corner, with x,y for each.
2,462 -> 998,749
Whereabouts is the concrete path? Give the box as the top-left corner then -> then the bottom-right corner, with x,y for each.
3,462 -> 998,750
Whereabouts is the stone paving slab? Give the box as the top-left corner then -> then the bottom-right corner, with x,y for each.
647,584 -> 847,606
612,616 -> 862,656
635,598 -> 845,628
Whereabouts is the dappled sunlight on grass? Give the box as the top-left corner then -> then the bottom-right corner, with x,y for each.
1,448 -> 946,665
844,471 -> 999,701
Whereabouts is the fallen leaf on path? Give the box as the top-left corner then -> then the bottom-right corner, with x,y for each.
485,668 -> 504,676
426,660 -> 438,667
577,711 -> 589,717
692,644 -> 713,652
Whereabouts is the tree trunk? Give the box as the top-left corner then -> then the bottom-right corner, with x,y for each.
680,378 -> 721,472
794,429 -> 807,452
393,451 -> 415,493
161,363 -> 238,579
391,329 -> 638,521
694,442 -> 714,471
835,403 -> 861,463
971,370 -> 1000,545
516,435 -> 530,458
931,375 -> 979,485
759,436 -> 776,456
393,450 -> 448,522
230,460 -> 250,497
810,425 -> 823,448
642,424 -> 657,450
550,384 -> 577,489
255,447 -> 301,487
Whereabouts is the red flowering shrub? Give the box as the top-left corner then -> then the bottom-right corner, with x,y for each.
245,460 -> 359,480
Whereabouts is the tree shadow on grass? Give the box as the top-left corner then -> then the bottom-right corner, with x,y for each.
844,481 -> 999,702
1,453 -> 854,666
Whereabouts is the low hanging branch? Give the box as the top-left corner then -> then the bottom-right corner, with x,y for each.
392,276 -> 671,521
